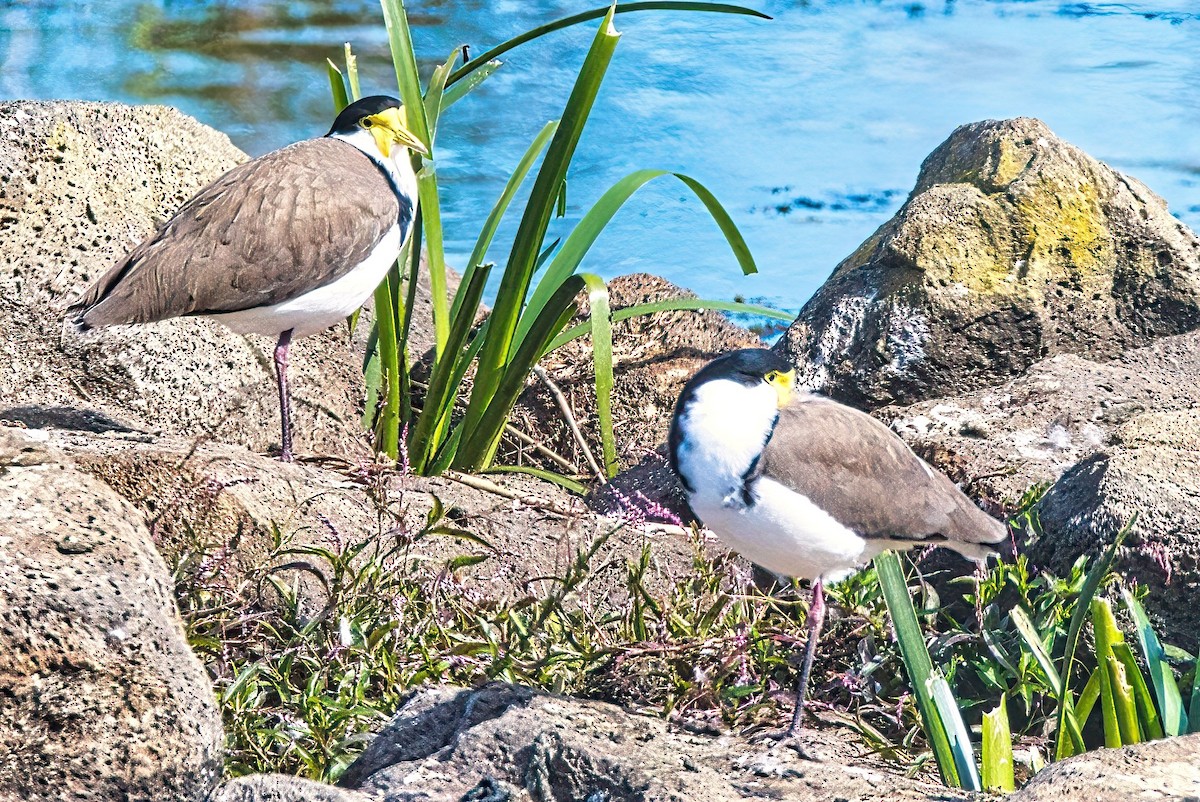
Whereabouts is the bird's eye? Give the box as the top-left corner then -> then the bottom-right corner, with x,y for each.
360,117 -> 374,128
765,370 -> 781,383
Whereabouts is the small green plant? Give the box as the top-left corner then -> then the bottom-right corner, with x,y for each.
329,1 -> 788,478
878,514 -> 1197,792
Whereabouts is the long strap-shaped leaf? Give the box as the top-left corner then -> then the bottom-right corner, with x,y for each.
409,263 -> 493,471
379,0 -> 432,148
446,2 -> 769,87
1054,520 -> 1131,760
577,272 -> 616,476
875,550 -> 967,789
455,277 -> 587,472
516,169 -> 757,348
457,6 -> 621,471
1122,587 -> 1188,736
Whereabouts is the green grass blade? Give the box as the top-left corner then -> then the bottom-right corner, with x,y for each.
1010,606 -> 1065,697
485,465 -> 587,495
981,695 -> 1015,793
371,274 -> 402,459
1054,520 -> 1131,759
1191,666 -> 1200,734
442,60 -> 501,109
578,272 -> 616,476
344,42 -> 361,100
409,264 -> 493,471
518,169 -> 755,346
415,168 -> 449,358
452,121 -> 559,321
1093,597 -> 1138,746
1011,605 -> 1087,754
1076,668 -> 1101,726
458,7 -> 620,469
930,674 -> 981,791
456,276 -> 586,472
1122,587 -> 1187,736
875,550 -> 963,789
1113,641 -> 1164,740
446,2 -> 770,87
378,0 -> 431,147
327,59 -> 349,111
423,47 -> 459,146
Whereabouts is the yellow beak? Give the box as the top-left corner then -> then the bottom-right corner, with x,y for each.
367,107 -> 429,159
767,369 -> 795,408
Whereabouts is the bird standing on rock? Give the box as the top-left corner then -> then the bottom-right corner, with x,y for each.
69,95 -> 427,462
668,348 -> 1006,754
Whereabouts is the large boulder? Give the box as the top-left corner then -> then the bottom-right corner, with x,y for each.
338,683 -> 970,802
0,427 -> 223,801
0,101 -> 374,459
776,117 -> 1200,409
1031,409 -> 1200,651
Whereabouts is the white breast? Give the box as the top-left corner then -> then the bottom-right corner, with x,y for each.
676,378 -> 868,582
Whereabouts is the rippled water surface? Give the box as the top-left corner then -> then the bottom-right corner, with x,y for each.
2,1 -> 1198,313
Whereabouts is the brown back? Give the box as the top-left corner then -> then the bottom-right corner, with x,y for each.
73,137 -> 404,326
759,395 -> 1005,545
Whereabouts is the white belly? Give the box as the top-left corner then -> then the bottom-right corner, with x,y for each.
209,223 -> 403,338
691,476 -> 868,581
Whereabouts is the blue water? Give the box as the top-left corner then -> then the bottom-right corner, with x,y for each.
2,1 -> 1198,315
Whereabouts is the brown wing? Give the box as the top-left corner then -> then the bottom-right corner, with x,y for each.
758,395 -> 1005,545
72,137 -> 405,327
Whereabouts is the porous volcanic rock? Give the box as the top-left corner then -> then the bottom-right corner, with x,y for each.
881,327 -> 1200,507
210,775 -> 372,802
0,427 -> 222,802
338,683 -> 971,802
1008,734 -> 1200,801
14,426 -> 699,618
0,101 -> 379,459
776,117 -> 1200,409
1031,408 -> 1200,651
511,273 -> 759,473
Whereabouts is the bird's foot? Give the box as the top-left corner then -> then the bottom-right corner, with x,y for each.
751,727 -> 826,762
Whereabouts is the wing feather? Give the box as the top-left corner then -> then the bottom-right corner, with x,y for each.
73,138 -> 405,327
758,395 -> 1005,545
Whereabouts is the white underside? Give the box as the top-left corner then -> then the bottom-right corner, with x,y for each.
676,378 -> 871,582
210,223 -> 402,338
210,127 -> 416,339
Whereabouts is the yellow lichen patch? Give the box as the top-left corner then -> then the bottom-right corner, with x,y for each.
1013,177 -> 1113,285
991,136 -> 1034,189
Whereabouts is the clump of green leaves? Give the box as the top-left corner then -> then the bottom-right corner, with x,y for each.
878,512 -> 1198,793
329,1 -> 787,479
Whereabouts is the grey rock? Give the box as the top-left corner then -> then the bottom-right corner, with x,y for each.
881,327 -> 1200,506
339,683 -> 970,802
1009,734 -> 1200,801
0,100 -> 381,459
210,775 -> 373,802
0,427 -> 222,801
776,117 -> 1200,410
1032,409 -> 1200,651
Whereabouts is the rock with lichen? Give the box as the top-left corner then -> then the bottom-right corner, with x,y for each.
775,117 -> 1200,409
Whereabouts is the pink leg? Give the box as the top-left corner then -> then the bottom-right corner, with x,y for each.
787,577 -> 826,737
273,329 -> 294,463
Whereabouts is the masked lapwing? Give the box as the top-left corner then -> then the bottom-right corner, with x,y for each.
69,95 -> 427,462
668,348 -> 1006,754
